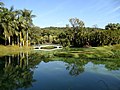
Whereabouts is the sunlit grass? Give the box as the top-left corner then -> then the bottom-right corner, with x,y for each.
0,45 -> 32,56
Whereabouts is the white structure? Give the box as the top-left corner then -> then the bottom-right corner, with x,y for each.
33,44 -> 63,51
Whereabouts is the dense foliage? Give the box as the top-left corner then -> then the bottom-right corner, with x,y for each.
30,18 -> 120,47
0,1 -> 120,47
58,18 -> 120,47
0,2 -> 36,46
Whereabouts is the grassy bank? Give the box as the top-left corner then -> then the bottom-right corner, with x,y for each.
0,45 -> 32,56
0,44 -> 120,60
54,44 -> 120,60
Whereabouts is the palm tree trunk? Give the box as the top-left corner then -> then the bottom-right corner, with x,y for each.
5,35 -> 7,45
26,30 -> 28,47
8,55 -> 11,65
8,36 -> 10,45
20,31 -> 22,47
23,40 -> 24,46
5,56 -> 8,68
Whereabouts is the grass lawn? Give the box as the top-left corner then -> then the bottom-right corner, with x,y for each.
0,45 -> 32,56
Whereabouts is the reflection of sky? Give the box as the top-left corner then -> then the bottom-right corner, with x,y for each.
85,62 -> 120,80
29,60 -> 120,90
33,61 -> 69,79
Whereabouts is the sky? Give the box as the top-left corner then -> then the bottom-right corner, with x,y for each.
1,0 -> 120,28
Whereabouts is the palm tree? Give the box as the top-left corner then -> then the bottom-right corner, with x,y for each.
0,7 -> 10,45
11,10 -> 20,45
0,6 -> 17,45
0,1 -> 36,46
20,9 -> 36,46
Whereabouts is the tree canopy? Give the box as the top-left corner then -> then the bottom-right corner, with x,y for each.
0,2 -> 36,46
0,1 -> 120,47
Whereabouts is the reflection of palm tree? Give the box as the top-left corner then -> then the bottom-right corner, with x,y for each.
0,54 -> 36,90
1,64 -> 34,89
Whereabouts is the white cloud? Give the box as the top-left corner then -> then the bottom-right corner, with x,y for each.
112,6 -> 120,12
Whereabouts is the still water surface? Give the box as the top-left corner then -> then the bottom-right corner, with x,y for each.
0,52 -> 120,90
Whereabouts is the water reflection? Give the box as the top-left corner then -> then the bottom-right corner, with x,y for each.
0,52 -> 36,90
0,52 -> 120,90
65,59 -> 87,76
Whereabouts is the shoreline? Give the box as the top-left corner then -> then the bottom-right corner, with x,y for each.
0,44 -> 120,60
0,45 -> 32,56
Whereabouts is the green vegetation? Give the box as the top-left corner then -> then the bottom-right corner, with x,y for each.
1,1 -> 120,48
29,18 -> 120,47
0,1 -> 120,61
0,44 -> 120,61
0,45 -> 32,56
0,1 -> 120,90
0,2 -> 36,46
54,44 -> 120,59
0,47 -> 120,90
0,53 -> 36,90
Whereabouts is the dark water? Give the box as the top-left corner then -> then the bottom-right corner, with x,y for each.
0,52 -> 120,90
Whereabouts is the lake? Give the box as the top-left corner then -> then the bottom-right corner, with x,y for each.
0,52 -> 120,90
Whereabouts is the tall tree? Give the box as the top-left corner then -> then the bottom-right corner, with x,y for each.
69,18 -> 85,47
20,9 -> 36,46
69,18 -> 85,28
0,1 -> 36,46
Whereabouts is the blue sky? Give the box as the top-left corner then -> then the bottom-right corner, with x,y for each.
1,0 -> 120,28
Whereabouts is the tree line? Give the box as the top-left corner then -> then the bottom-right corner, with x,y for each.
0,1 -> 120,47
31,18 -> 120,47
0,2 -> 36,46
58,18 -> 120,47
